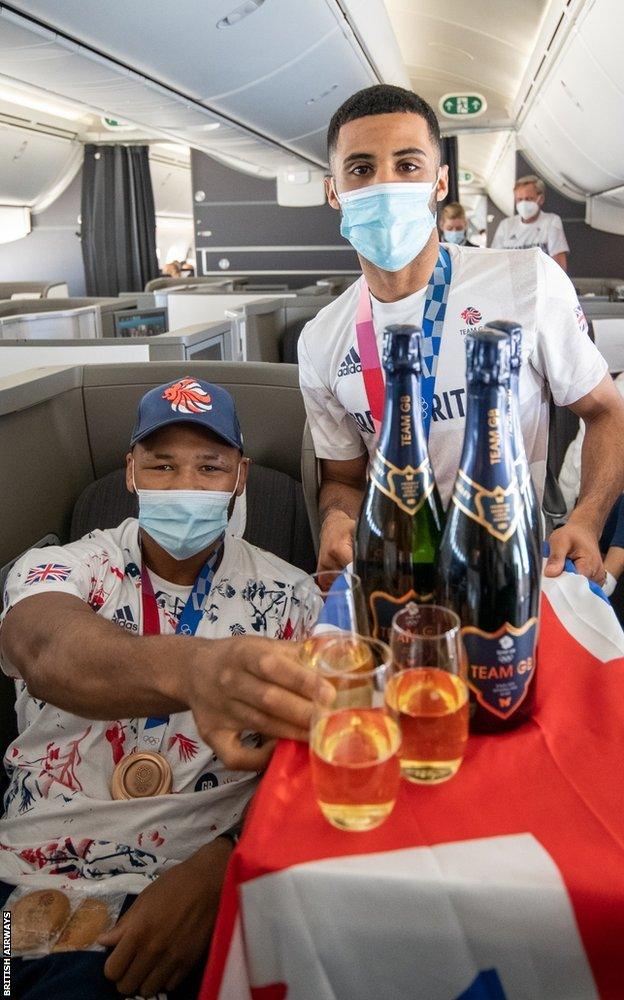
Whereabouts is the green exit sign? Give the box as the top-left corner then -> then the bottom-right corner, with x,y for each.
439,94 -> 487,118
101,116 -> 132,131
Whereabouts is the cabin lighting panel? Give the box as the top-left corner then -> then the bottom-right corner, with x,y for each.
0,81 -> 84,123
216,0 -> 266,29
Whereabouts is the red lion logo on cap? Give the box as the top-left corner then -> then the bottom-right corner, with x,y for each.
162,378 -> 212,414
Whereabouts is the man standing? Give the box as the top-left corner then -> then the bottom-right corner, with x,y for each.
298,85 -> 624,585
491,174 -> 569,271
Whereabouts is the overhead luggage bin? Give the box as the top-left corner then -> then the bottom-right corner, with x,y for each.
0,1 -> 406,173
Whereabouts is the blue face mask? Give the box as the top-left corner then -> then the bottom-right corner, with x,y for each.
338,179 -> 438,272
134,465 -> 240,560
443,229 -> 465,245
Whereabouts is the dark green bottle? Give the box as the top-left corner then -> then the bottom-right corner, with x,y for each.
354,325 -> 444,642
436,329 -> 541,733
487,319 -> 542,562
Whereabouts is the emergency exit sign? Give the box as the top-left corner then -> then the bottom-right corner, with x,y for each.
439,94 -> 487,118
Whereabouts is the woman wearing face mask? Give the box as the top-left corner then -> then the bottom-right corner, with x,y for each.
439,202 -> 479,247
297,84 -> 624,593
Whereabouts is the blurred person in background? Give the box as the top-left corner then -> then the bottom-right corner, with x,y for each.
491,174 -> 569,271
439,201 -> 478,247
162,260 -> 183,279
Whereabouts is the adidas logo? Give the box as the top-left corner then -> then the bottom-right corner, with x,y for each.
112,605 -> 138,632
337,347 -> 362,378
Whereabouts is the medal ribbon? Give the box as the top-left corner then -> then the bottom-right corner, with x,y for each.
137,542 -> 224,754
355,245 -> 452,439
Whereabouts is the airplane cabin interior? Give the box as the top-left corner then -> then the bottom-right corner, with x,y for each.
0,2 -> 623,999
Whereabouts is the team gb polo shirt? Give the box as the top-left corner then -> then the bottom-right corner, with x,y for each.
298,245 -> 606,508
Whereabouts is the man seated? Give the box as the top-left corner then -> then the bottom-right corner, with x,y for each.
0,378 -> 324,999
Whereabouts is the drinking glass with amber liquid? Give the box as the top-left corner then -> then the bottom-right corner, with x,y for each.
310,634 -> 401,832
291,571 -> 369,669
388,604 -> 468,784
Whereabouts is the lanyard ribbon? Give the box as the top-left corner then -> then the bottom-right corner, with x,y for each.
137,543 -> 223,753
355,245 -> 452,439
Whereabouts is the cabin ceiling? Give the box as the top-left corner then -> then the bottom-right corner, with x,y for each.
384,0 -> 548,202
1,0 -> 624,232
0,0 -> 404,171
384,0 -> 547,129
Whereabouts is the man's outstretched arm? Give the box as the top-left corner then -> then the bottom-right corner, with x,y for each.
1,593 -> 332,767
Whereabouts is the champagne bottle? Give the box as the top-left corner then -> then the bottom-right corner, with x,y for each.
355,325 -> 444,641
436,329 -> 541,733
487,319 -> 542,560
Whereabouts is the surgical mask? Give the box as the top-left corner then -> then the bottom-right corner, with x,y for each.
338,179 -> 438,272
516,199 -> 539,221
442,229 -> 465,245
134,463 -> 240,560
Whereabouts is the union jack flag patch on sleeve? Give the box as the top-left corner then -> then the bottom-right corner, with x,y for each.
25,563 -> 72,585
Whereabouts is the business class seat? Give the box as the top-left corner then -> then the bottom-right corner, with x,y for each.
0,281 -> 69,300
145,277 -> 238,293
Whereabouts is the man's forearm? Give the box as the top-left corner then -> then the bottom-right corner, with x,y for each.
319,479 -> 365,525
573,411 -> 624,534
0,593 -> 205,719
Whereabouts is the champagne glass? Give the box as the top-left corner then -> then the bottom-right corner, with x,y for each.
388,604 -> 468,784
310,634 -> 401,832
291,570 -> 369,668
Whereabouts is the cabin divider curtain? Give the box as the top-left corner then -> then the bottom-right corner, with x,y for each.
81,144 -> 159,296
440,135 -> 459,208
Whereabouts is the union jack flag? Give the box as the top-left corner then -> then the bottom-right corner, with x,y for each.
574,304 -> 589,335
461,306 -> 482,326
25,563 -> 72,585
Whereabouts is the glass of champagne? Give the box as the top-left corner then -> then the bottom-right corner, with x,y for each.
310,634 -> 401,832
291,570 -> 369,669
387,604 -> 468,784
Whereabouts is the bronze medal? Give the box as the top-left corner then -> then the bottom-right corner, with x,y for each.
110,752 -> 173,800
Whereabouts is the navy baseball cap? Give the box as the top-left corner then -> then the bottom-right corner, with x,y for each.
130,377 -> 243,450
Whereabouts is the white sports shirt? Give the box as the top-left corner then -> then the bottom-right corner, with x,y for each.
491,211 -> 570,257
298,244 -> 606,508
0,520 -> 301,893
